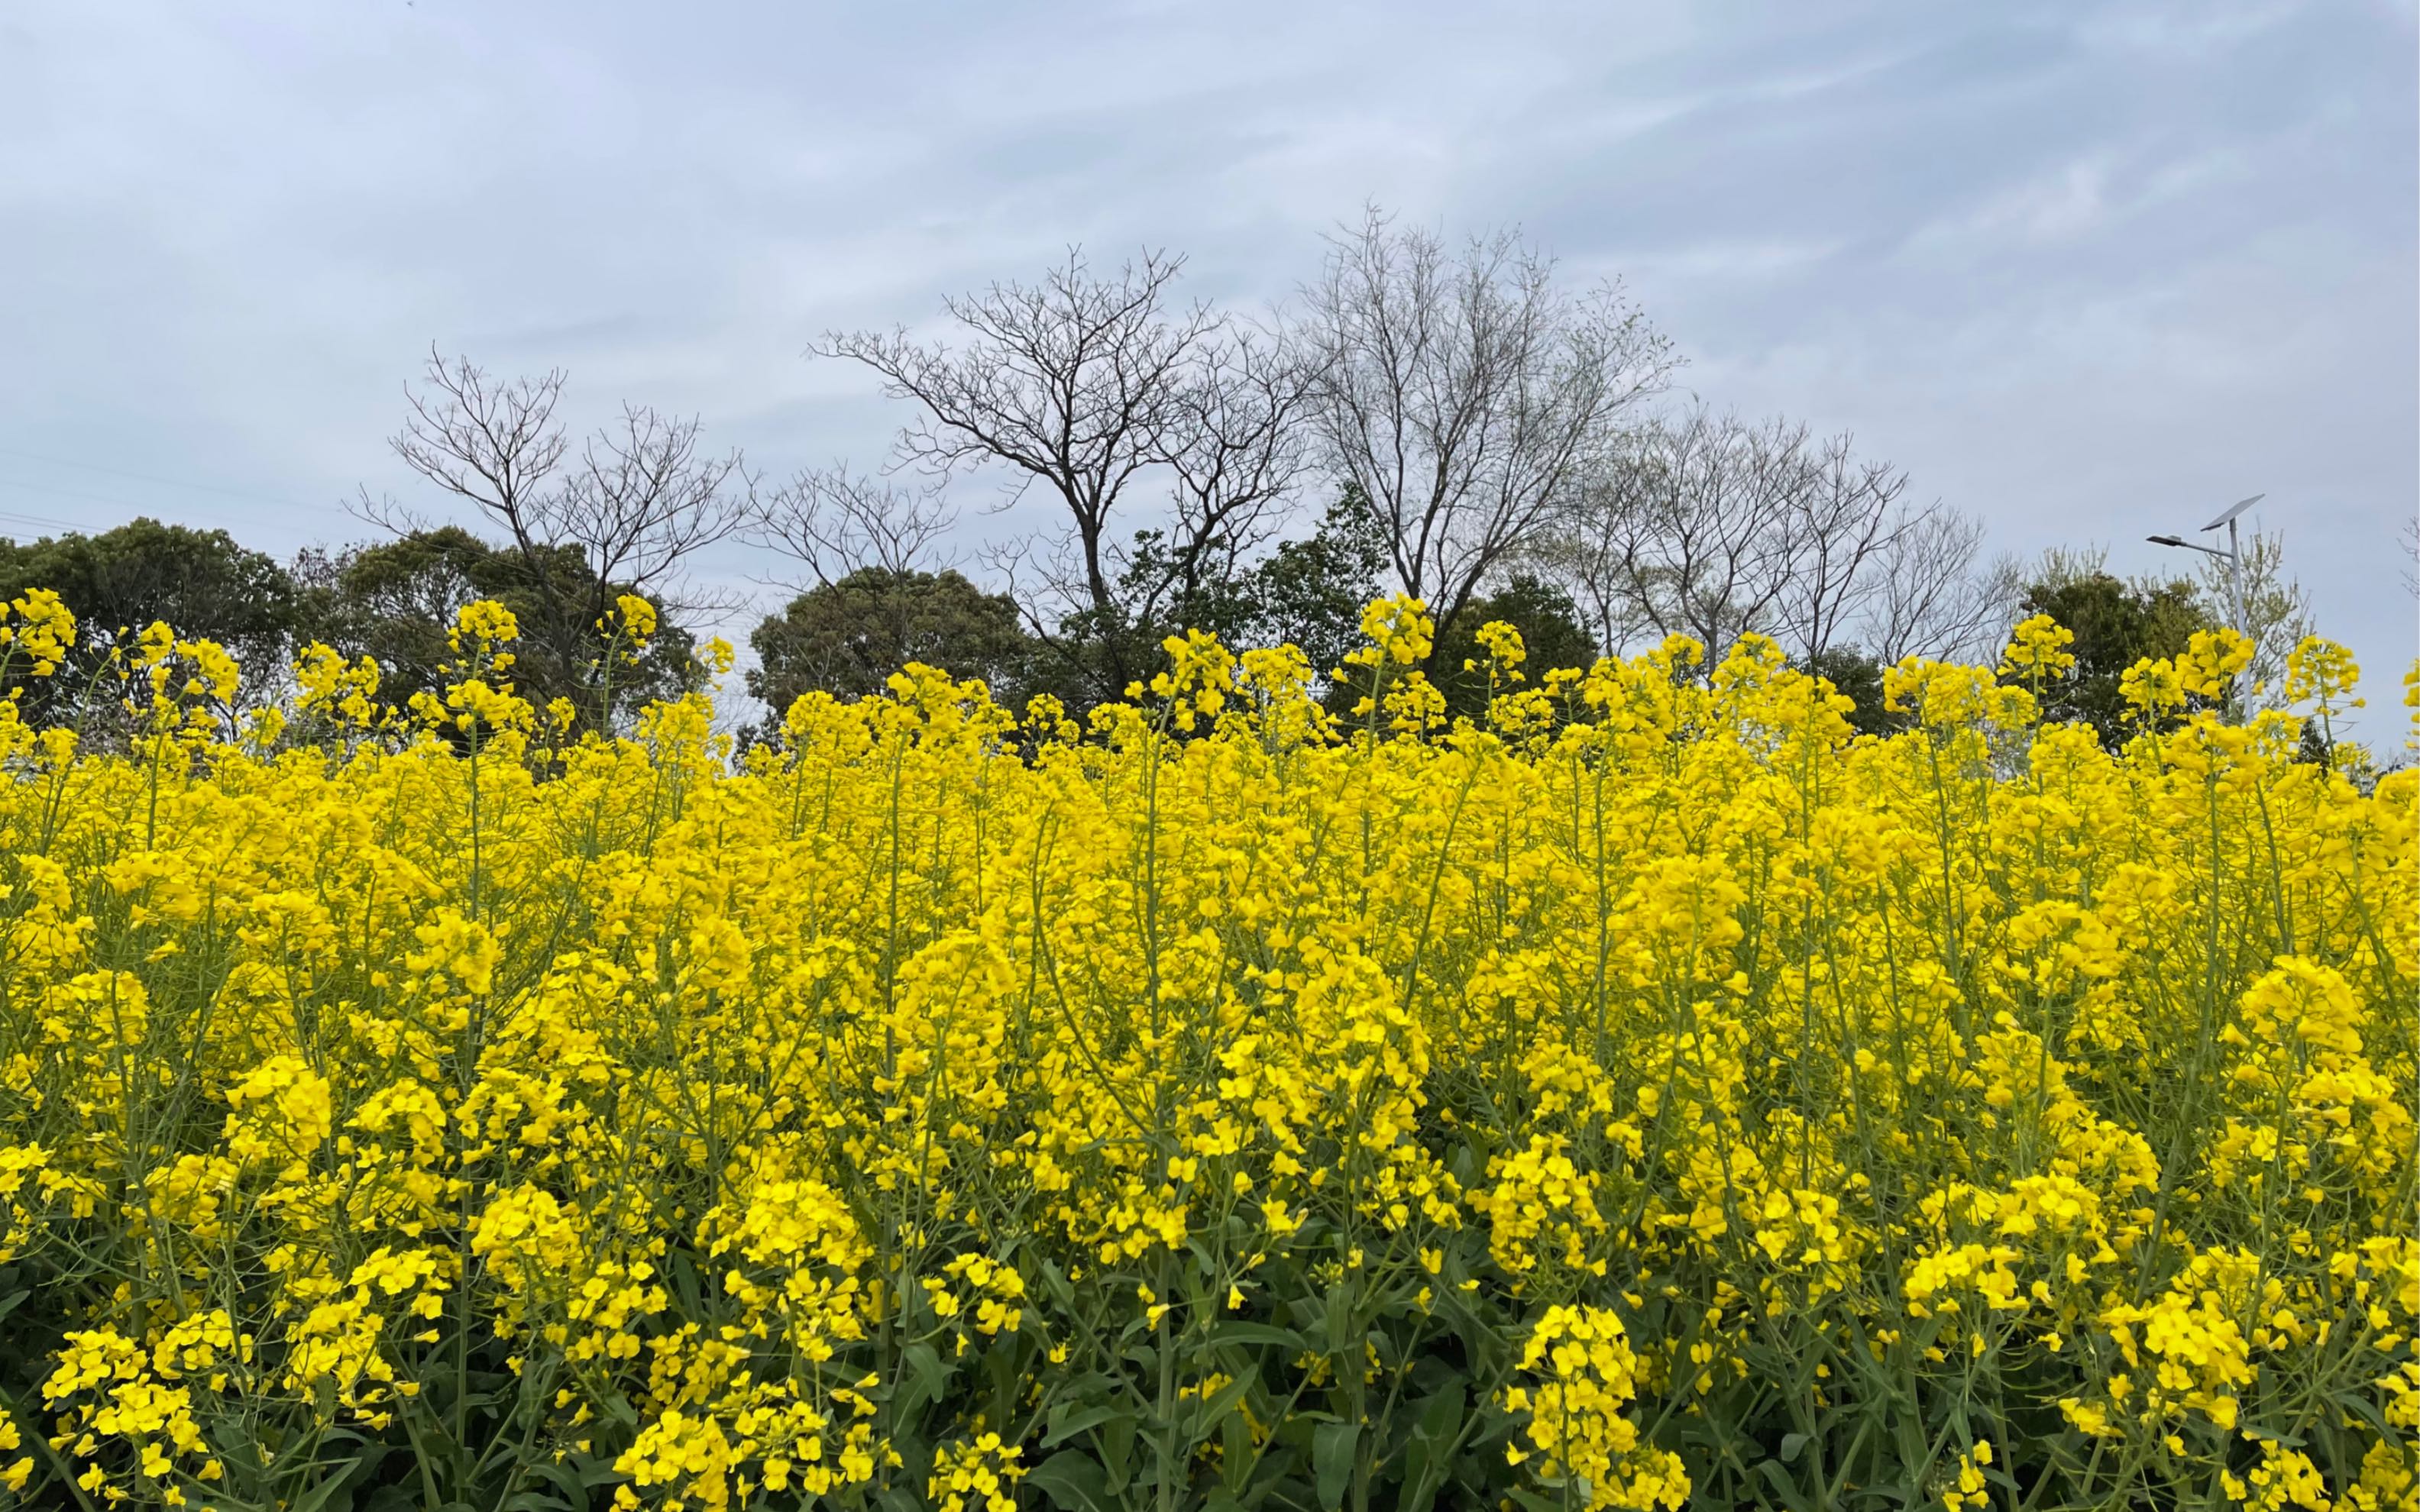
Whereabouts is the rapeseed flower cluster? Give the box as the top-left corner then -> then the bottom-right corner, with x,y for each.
0,593 -> 2408,1511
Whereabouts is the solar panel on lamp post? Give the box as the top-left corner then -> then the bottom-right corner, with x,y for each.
2146,493 -> 2263,709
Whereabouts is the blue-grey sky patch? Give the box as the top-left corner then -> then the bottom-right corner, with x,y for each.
1,0 -> 2412,738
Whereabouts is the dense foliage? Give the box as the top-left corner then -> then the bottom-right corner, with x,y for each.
293,528 -> 704,732
0,520 -> 299,729
0,588 -> 2409,1512
2015,571 -> 2212,750
0,520 -> 703,738
749,570 -> 1032,713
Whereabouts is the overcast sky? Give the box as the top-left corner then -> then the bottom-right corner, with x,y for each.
2,1 -> 2413,738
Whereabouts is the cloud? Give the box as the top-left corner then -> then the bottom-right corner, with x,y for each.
0,0 -> 2410,735
1903,152 -> 2124,254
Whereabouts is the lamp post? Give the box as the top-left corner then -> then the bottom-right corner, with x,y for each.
2147,493 -> 2262,706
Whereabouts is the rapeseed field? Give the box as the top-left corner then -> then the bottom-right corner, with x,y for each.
0,590 -> 2409,1511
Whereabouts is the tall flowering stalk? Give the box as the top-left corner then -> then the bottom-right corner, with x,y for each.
0,594 -> 2407,1512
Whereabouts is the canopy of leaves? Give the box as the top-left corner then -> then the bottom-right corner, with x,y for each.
749,567 -> 1031,712
1428,573 -> 1598,721
1032,490 -> 1392,713
299,526 -> 697,725
1233,489 -> 1394,688
2020,568 -> 2211,747
0,517 -> 301,724
1800,645 -> 1901,738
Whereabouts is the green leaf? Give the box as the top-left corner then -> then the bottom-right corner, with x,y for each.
525,1461 -> 590,1505
1042,1404 -> 1128,1449
1212,1322 -> 1307,1351
1414,1381 -> 1465,1441
1040,1259 -> 1076,1307
1219,1404 -> 1256,1497
1313,1420 -> 1360,1511
894,1341 -> 952,1425
1322,1283 -> 1356,1355
1026,1449 -> 1112,1511
1778,1431 -> 1810,1464
289,1447 -> 382,1512
2236,1420 -> 2308,1449
2330,1388 -> 2396,1441
1183,1372 -> 1254,1447
593,1386 -> 642,1429
1399,1381 -> 1466,1512
1755,1458 -> 1814,1512
1099,1410 -> 1136,1495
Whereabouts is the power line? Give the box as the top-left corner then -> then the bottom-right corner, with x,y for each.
0,445 -> 348,519
0,485 -> 113,534
0,477 -> 357,545
0,477 -> 261,532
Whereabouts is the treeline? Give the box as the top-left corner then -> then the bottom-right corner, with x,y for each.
2,211 -> 2310,749
0,519 -> 697,737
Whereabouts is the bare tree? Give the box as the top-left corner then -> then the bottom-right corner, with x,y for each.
1572,407 -> 1809,664
1529,473 -> 1660,658
1771,432 -> 1908,662
1301,207 -> 1676,653
2192,528 -> 2312,708
1860,506 -> 2021,666
815,250 -> 1224,692
1116,322 -> 1316,637
378,353 -> 569,537
558,403 -> 753,611
747,467 -> 959,586
377,347 -> 751,719
1547,402 -> 2013,669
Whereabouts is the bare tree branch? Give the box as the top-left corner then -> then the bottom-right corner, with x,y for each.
558,403 -> 752,603
390,347 -> 571,537
1860,506 -> 2017,665
1568,406 -> 1807,663
1300,206 -> 1678,648
1773,432 -> 1907,662
1546,401 -> 2013,670
2189,527 -> 2313,707
1122,321 -> 1317,633
383,348 -> 752,717
814,249 -> 1222,690
746,466 -> 959,587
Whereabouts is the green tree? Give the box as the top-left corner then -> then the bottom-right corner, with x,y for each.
298,527 -> 698,725
748,568 -> 1031,712
1800,645 -> 1903,738
1041,527 -> 1254,706
2019,567 -> 2211,747
1030,491 -> 1392,717
1234,490 -> 1394,688
1428,574 -> 1598,721
0,517 -> 301,725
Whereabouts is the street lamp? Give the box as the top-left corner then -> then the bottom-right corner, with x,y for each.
2147,493 -> 2262,705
